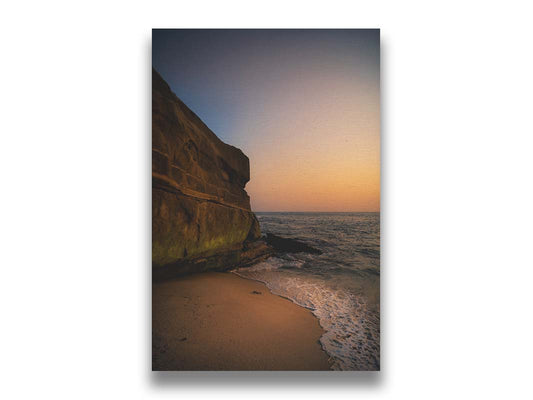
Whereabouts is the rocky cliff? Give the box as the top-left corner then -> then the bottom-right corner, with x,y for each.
152,69 -> 270,278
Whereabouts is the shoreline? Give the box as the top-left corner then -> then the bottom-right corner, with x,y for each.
152,272 -> 332,371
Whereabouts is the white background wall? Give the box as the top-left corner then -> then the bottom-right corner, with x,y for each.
1,1 -> 532,398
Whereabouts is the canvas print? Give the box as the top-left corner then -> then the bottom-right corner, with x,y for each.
152,29 -> 380,371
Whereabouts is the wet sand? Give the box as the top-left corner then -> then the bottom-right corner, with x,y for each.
152,272 -> 331,371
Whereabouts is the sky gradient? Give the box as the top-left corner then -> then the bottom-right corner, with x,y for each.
153,29 -> 380,212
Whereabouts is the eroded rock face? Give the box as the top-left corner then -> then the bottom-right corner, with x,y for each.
152,69 -> 269,277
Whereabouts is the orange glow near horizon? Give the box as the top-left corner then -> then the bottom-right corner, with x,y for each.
241,72 -> 380,212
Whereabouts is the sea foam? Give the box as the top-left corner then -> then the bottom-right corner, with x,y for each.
234,256 -> 379,370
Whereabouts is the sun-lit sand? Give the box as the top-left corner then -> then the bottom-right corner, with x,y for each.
152,272 -> 331,371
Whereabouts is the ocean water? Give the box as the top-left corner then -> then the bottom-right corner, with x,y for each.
234,212 -> 380,371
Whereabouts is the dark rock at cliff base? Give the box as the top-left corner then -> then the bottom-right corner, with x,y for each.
152,68 -> 271,277
152,239 -> 273,282
265,233 -> 323,255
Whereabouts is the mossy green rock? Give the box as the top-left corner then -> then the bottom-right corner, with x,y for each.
152,69 -> 267,275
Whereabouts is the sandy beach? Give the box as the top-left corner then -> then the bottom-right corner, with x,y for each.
152,272 -> 331,371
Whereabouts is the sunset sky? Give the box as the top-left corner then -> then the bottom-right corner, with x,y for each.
153,29 -> 380,212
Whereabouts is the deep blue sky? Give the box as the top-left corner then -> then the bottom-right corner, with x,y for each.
152,29 -> 379,145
